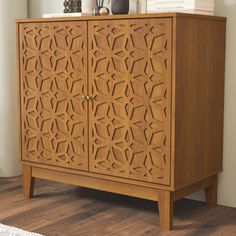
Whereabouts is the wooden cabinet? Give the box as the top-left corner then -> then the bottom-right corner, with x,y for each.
17,13 -> 226,231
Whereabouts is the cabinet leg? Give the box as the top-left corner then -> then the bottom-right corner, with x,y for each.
158,190 -> 173,231
205,176 -> 218,207
23,165 -> 35,199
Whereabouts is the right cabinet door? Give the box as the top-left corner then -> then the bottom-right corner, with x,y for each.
88,18 -> 172,185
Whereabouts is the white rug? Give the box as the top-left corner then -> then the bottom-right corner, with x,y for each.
0,224 -> 43,236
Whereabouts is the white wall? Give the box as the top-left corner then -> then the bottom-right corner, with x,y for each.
0,0 -> 28,177
216,0 -> 236,209
28,0 -> 64,18
28,0 -> 137,18
189,0 -> 236,208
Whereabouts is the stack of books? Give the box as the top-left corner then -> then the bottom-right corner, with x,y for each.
146,0 -> 215,15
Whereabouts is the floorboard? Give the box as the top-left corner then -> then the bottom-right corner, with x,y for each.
0,177 -> 235,236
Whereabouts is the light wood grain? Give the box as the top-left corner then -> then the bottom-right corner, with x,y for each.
205,175 -> 218,207
173,175 -> 217,201
21,160 -> 174,191
173,16 -> 226,190
158,190 -> 173,230
32,166 -> 159,201
23,165 -> 35,199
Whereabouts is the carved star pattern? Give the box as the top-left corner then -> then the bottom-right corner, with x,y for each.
21,23 -> 87,170
90,20 -> 171,184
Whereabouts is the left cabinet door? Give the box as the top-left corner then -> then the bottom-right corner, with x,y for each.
18,22 -> 88,171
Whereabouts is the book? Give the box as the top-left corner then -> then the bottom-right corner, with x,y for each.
146,0 -> 214,8
147,2 -> 214,8
146,0 -> 214,14
43,13 -> 91,18
147,6 -> 214,11
147,0 -> 214,4
147,9 -> 214,15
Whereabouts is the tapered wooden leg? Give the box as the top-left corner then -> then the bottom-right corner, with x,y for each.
158,190 -> 173,231
23,165 -> 35,199
205,175 -> 218,207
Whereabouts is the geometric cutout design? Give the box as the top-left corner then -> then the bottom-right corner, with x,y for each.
88,19 -> 172,184
19,22 -> 88,171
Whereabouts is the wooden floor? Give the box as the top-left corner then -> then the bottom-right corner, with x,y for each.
0,177 -> 236,236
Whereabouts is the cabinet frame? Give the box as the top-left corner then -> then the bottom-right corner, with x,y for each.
17,13 -> 226,231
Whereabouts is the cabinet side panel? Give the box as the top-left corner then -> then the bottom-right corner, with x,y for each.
174,17 -> 226,189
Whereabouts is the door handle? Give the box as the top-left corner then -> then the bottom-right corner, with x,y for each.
82,96 -> 94,101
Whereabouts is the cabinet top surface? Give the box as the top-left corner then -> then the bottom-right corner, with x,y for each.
16,13 -> 226,23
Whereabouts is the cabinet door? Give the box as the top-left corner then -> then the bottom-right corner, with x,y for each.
88,19 -> 172,185
19,22 -> 88,171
